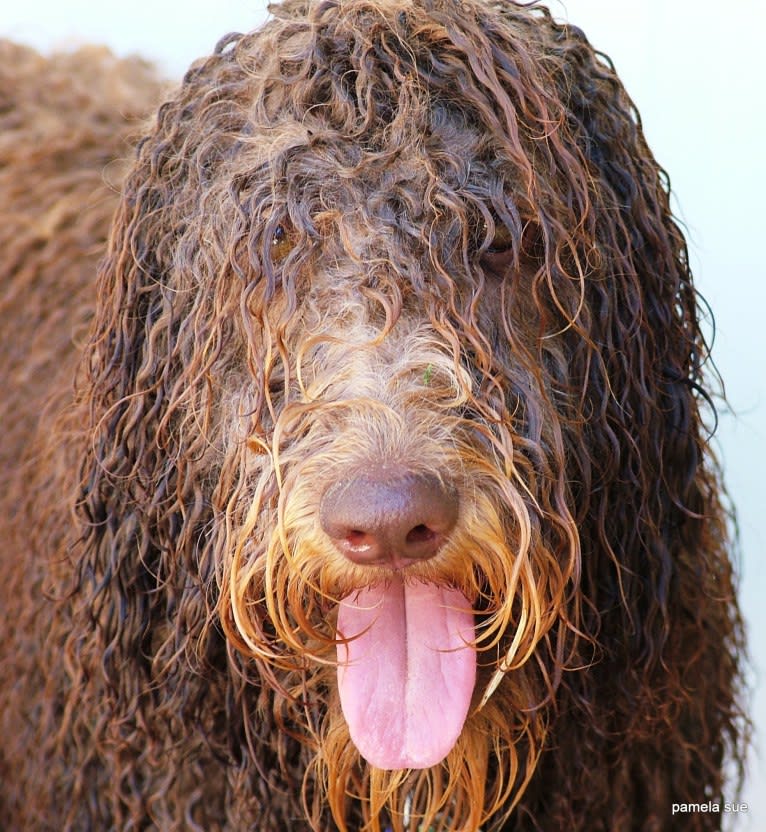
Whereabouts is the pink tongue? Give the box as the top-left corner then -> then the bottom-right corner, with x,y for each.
336,577 -> 476,770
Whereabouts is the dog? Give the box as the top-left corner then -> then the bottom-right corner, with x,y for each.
0,1 -> 747,829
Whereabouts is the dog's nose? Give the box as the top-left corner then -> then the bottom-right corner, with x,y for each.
319,471 -> 458,568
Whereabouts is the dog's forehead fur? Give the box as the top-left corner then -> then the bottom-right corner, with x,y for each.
161,0 -> 590,290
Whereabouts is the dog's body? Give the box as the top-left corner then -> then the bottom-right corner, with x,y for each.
0,2 -> 746,830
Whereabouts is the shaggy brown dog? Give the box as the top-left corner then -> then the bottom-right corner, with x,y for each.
0,1 -> 747,830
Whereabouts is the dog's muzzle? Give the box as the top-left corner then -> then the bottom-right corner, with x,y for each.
323,467 -> 476,770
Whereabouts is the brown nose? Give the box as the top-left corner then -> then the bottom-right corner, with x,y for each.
319,471 -> 459,568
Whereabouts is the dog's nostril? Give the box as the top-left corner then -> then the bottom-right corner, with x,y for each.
406,524 -> 436,545
320,471 -> 458,568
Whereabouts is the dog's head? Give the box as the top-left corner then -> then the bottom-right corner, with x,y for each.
76,0 -> 737,828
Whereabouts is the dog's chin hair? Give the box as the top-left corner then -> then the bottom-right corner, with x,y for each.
222,647 -> 539,832
313,696 -> 545,832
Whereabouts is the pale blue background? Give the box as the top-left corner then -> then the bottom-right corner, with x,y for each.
3,1 -> 764,827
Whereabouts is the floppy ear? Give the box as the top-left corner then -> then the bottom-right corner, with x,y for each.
68,46 -> 264,763
552,30 -> 730,644
511,16 -> 744,811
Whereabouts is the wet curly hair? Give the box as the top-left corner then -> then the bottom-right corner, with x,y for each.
0,1 -> 747,830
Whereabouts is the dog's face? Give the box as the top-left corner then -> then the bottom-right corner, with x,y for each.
86,0 -> 711,828
210,0 -> 579,795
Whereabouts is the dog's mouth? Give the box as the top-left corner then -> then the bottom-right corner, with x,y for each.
336,575 -> 476,770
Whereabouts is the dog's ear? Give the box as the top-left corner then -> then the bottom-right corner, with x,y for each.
551,35 -> 715,581
69,49 -> 259,742
518,23 -> 743,788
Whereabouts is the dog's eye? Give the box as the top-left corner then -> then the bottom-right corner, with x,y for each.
479,219 -> 516,275
486,223 -> 515,255
271,222 -> 295,264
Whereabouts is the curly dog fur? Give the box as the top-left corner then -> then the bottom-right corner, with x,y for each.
0,1 -> 747,830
